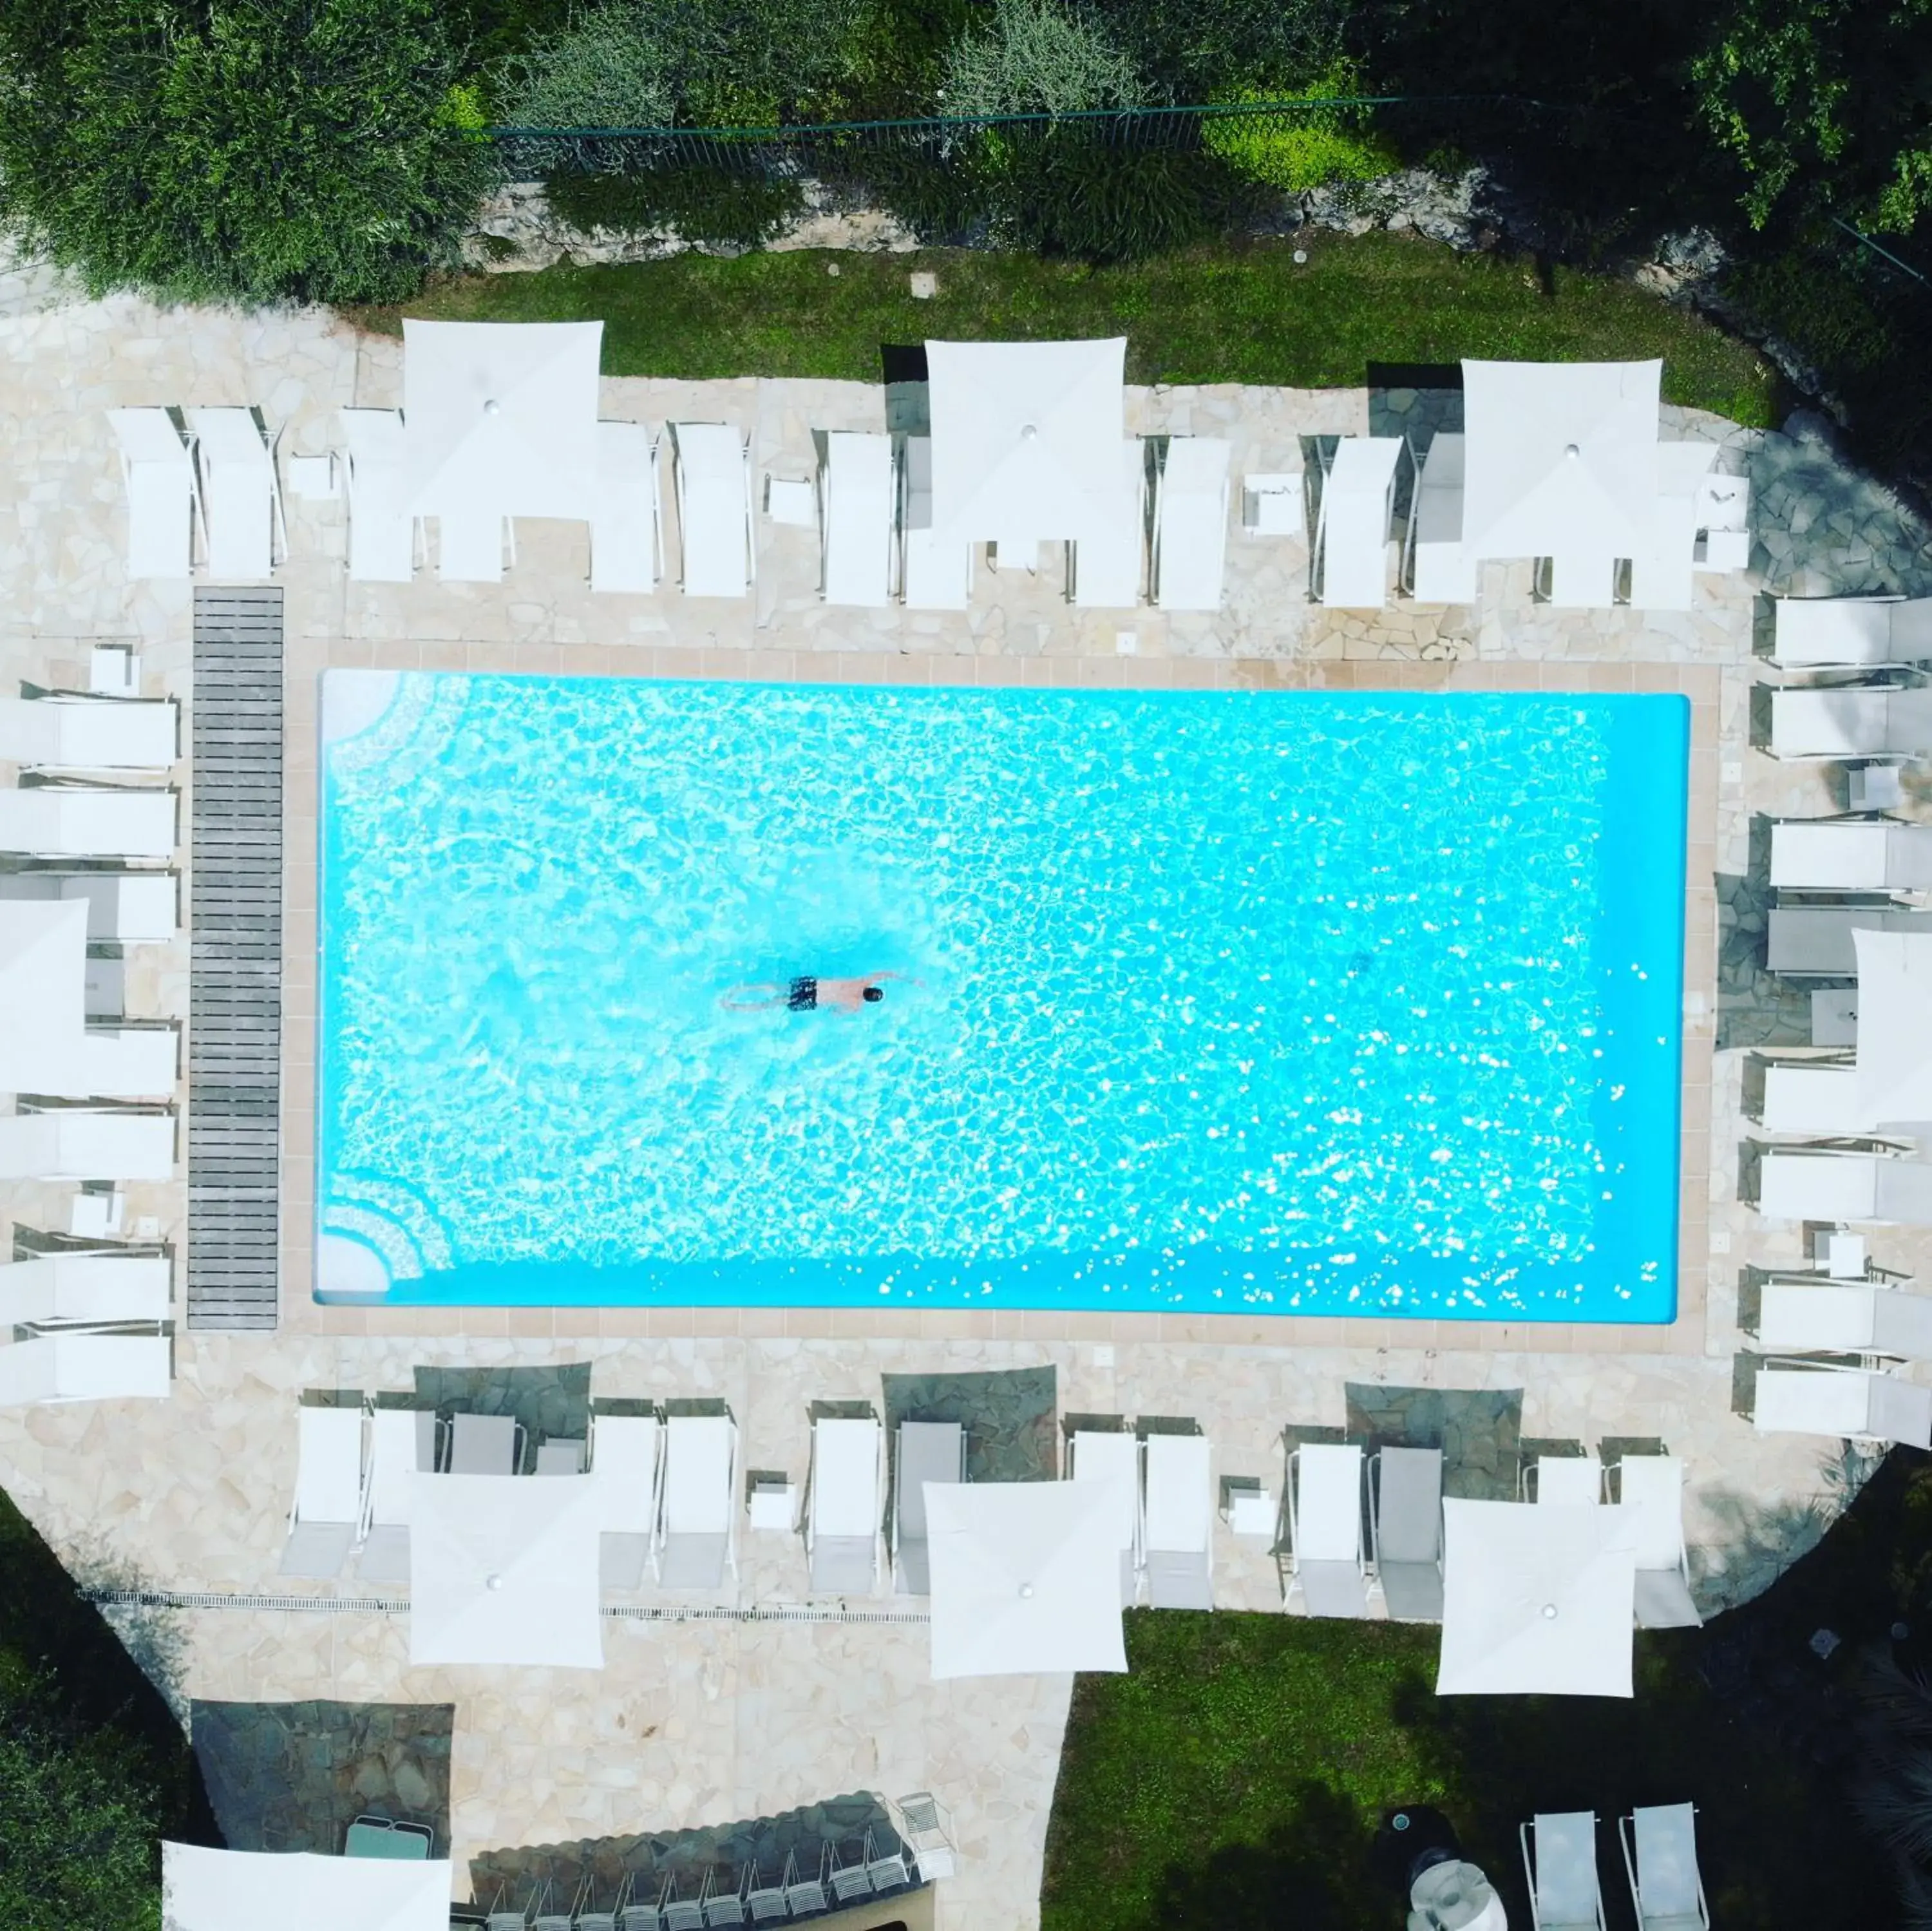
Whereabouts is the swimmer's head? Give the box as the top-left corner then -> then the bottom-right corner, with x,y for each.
863,985 -> 884,1004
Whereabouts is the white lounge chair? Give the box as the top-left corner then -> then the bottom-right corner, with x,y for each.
0,699 -> 178,774
1069,442 -> 1146,608
1754,1359 -> 1932,1446
436,513 -> 511,585
0,1333 -> 169,1406
891,1420 -> 964,1597
818,432 -> 893,608
658,1410 -> 737,1588
1774,597 -> 1932,669
281,1405 -> 365,1579
106,408 -> 202,580
185,408 -> 285,580
1761,1280 -> 1932,1360
1141,1431 -> 1213,1610
1614,1456 -> 1700,1630
0,1253 -> 170,1327
1369,1446 -> 1443,1622
806,1414 -> 884,1595
1618,1803 -> 1709,1931
1758,1064 -> 1868,1136
1151,437 -> 1231,612
898,437 -> 972,610
590,1410 -> 662,1590
1768,906 -> 1932,976
672,424 -> 755,599
1520,1812 -> 1607,1931
341,408 -> 419,584
1771,687 -> 1932,760
1627,443 -> 1719,613
1524,1455 -> 1603,1505
1758,1149 -> 1932,1224
1068,1428 -> 1141,1605
1315,437 -> 1402,607
358,1407 -> 435,1584
590,421 -> 662,593
1771,820 -> 1932,895
1407,433 -> 1475,602
0,873 -> 178,944
0,788 -> 175,861
0,1110 -> 174,1181
1286,1443 -> 1368,1618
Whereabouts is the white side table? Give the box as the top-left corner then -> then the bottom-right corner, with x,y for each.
1811,986 -> 1859,1047
1242,472 -> 1302,535
1814,1230 -> 1868,1279
1849,763 -> 1905,812
746,1481 -> 795,1530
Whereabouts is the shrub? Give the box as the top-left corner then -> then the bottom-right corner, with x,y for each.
0,0 -> 489,306
1094,0 -> 1350,100
545,165 -> 806,248
1202,69 -> 1395,194
998,129 -> 1240,260
939,0 -> 1144,118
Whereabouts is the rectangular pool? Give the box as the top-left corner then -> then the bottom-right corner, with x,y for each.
316,672 -> 1687,1321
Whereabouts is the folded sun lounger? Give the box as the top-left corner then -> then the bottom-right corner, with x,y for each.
1520,1811 -> 1607,1931
590,1410 -> 662,1591
358,1406 -> 435,1584
0,872 -> 178,944
0,1253 -> 171,1328
0,698 -> 178,773
1759,1063 -> 1870,1136
1151,437 -> 1231,612
1287,1442 -> 1368,1618
0,1110 -> 175,1181
1754,1359 -> 1932,1446
1770,819 -> 1932,894
1774,596 -> 1932,669
590,421 -> 662,593
1407,433 -> 1477,603
1626,442 -> 1718,613
1771,686 -> 1932,760
1768,906 -> 1932,976
281,1405 -> 366,1579
1757,1150 -> 1932,1224
898,437 -> 973,611
185,407 -> 284,580
436,513 -> 511,585
1369,1445 -> 1444,1622
1760,1280 -> 1932,1360
0,1333 -> 169,1406
1068,442 -> 1146,609
672,424 -> 755,599
1618,1802 -> 1709,1931
1068,1428 -> 1142,1605
1141,1431 -> 1213,1610
1525,1454 -> 1603,1505
106,408 -> 202,580
657,1410 -> 737,1588
1315,437 -> 1402,608
819,432 -> 893,609
807,1413 -> 884,1595
341,408 -> 419,584
1615,1455 -> 1701,1630
0,788 -> 176,861
891,1420 -> 964,1597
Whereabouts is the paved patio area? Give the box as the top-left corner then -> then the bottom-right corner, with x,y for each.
3,290 -> 1930,1924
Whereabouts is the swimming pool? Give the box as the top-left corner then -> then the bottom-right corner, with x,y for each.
316,672 -> 1687,1321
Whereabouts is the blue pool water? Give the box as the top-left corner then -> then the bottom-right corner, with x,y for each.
316,673 -> 1687,1320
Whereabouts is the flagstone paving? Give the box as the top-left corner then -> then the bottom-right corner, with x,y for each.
1,286 -> 1929,1925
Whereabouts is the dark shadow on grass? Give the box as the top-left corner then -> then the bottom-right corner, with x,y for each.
1147,1782 -> 1363,1931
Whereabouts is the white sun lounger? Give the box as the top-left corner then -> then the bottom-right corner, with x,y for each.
0,1333 -> 169,1406
1768,906 -> 1932,976
590,421 -> 662,593
1771,687 -> 1932,760
1542,551 -> 1621,609
1759,1064 -> 1868,1136
1520,1812 -> 1607,1931
1761,1281 -> 1932,1360
0,699 -> 178,773
1754,1359 -> 1932,1446
1287,1443 -> 1368,1618
1369,1446 -> 1444,1622
898,437 -> 973,610
1770,820 -> 1932,894
1151,437 -> 1231,612
1316,437 -> 1402,608
1758,1150 -> 1932,1224
40,1026 -> 181,1103
1407,433 -> 1476,602
1615,1456 -> 1700,1630
358,1407 -> 435,1584
0,1110 -> 174,1181
672,424 -> 755,599
106,408 -> 202,580
891,1420 -> 964,1597
658,1411 -> 738,1588
1627,442 -> 1719,613
1618,1803 -> 1709,1931
807,1414 -> 884,1595
819,431 -> 893,608
0,1254 -> 171,1328
1525,1455 -> 1604,1505
1069,442 -> 1146,608
185,408 -> 285,580
0,873 -> 177,944
591,1410 -> 662,1590
0,788 -> 176,861
1141,1431 -> 1213,1610
1068,1429 -> 1142,1605
1774,597 -> 1932,669
281,1405 -> 366,1579
436,513 -> 511,584
341,408 -> 419,584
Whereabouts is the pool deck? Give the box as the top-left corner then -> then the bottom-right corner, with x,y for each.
1,290 -> 1927,1925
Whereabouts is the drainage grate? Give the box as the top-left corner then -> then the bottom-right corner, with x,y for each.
84,1589 -> 932,1624
188,588 -> 283,1331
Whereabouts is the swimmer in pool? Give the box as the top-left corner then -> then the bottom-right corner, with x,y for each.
723,971 -> 911,1014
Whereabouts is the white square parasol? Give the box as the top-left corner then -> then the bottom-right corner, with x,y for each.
1854,927 -> 1932,1129
162,1843 -> 452,1931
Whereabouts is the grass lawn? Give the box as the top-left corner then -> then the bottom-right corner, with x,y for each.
1041,1454 -> 1932,1931
362,231 -> 1779,426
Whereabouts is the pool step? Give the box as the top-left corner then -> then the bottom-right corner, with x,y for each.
187,587 -> 283,1331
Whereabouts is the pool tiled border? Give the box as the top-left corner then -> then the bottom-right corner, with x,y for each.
280,647 -> 1716,1357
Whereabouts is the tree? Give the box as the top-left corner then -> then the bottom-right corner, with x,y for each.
0,0 -> 489,305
